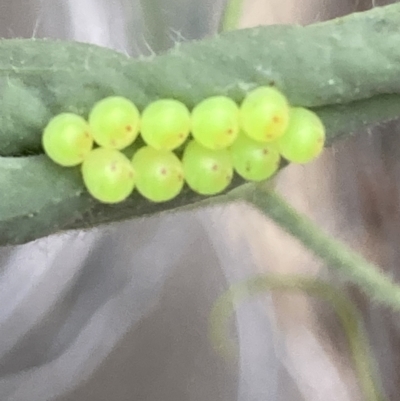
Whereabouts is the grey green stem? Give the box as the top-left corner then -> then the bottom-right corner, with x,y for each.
244,186 -> 400,309
138,0 -> 170,53
2,4 -> 400,244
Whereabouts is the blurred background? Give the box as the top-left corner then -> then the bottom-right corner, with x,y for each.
0,0 -> 398,400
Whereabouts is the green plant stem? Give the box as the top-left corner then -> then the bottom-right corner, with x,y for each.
3,4 -> 400,156
219,0 -> 245,31
209,274 -> 385,401
3,4 -> 400,245
244,186 -> 400,310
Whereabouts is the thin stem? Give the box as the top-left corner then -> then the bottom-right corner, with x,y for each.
244,186 -> 400,310
219,0 -> 245,32
209,274 -> 385,401
138,0 -> 169,53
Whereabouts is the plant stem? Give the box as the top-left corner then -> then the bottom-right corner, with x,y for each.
4,4 -> 400,245
209,273 -> 385,401
138,0 -> 169,53
244,186 -> 400,310
219,0 -> 245,31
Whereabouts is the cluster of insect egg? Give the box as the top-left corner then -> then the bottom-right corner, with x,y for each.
42,86 -> 326,204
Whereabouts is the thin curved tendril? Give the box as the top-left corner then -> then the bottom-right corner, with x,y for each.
226,6 -> 383,399
209,273 -> 385,401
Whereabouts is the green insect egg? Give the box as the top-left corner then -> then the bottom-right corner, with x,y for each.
140,99 -> 191,151
81,148 -> 136,204
230,133 -> 281,181
240,86 -> 290,143
89,96 -> 140,150
131,146 -> 184,202
182,140 -> 233,195
277,107 -> 326,164
191,96 -> 240,150
42,113 -> 94,167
